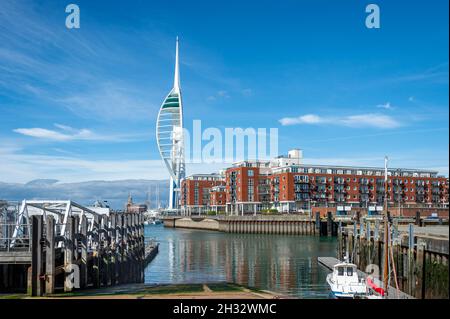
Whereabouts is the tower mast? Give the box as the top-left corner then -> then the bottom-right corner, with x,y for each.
383,156 -> 390,294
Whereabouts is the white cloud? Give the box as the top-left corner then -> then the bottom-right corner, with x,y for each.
279,113 -> 401,129
279,114 -> 323,125
376,102 -> 394,110
340,114 -> 400,128
13,127 -> 93,141
13,124 -> 144,142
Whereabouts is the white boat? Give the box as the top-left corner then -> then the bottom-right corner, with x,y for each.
326,262 -> 367,298
151,218 -> 162,225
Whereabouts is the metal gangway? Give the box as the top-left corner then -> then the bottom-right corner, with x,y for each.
2,200 -> 103,252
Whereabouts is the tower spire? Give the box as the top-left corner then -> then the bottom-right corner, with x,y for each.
173,36 -> 180,91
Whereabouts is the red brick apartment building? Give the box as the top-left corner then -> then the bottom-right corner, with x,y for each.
180,149 -> 449,217
180,173 -> 225,215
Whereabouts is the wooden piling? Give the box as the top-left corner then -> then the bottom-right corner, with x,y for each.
80,214 -> 88,289
30,215 -> 44,296
64,216 -> 74,292
45,215 -> 55,295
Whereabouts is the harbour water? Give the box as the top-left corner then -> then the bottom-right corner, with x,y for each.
144,224 -> 337,298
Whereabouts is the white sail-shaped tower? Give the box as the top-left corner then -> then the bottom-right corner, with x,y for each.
156,37 -> 185,210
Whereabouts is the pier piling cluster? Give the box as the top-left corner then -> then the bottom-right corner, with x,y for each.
338,221 -> 449,299
1,211 -> 158,296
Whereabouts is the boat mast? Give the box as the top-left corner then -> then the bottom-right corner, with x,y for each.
383,156 -> 390,294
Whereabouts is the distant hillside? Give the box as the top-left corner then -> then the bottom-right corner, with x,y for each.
0,179 -> 169,209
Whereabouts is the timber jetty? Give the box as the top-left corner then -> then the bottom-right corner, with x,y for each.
337,220 -> 449,299
0,200 -> 158,296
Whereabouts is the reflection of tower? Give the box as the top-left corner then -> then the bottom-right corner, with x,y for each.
156,37 -> 185,210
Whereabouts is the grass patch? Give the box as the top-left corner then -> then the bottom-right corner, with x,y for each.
138,284 -> 204,295
207,283 -> 243,292
0,294 -> 27,299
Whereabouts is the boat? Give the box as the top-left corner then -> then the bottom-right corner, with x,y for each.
365,276 -> 385,299
151,217 -> 162,225
326,261 -> 367,298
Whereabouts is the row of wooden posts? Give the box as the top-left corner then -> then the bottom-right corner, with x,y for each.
29,212 -> 146,296
338,221 -> 449,299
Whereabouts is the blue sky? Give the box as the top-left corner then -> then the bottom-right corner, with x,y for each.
0,0 -> 448,183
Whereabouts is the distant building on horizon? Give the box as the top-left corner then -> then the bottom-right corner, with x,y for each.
125,193 -> 147,214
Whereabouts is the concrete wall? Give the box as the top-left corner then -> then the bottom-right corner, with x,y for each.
164,215 -> 318,235
174,218 -> 220,231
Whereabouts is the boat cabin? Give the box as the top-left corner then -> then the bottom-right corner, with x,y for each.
333,263 -> 359,283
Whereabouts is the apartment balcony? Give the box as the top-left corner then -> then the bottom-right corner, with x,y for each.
432,181 -> 440,187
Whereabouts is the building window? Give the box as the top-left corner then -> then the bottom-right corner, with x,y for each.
248,170 -> 254,177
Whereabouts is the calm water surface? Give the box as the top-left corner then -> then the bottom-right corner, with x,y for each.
144,224 -> 337,298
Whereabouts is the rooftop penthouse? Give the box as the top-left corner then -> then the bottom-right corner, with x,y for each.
272,164 -> 440,178
184,173 -> 224,181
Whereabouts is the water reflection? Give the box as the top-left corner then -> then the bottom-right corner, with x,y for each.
144,224 -> 337,298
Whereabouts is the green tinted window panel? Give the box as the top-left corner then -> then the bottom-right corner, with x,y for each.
162,102 -> 180,108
